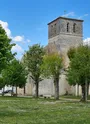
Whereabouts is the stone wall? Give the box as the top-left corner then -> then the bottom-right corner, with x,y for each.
48,34 -> 82,68
49,34 -> 83,50
25,74 -> 75,96
48,17 -> 83,39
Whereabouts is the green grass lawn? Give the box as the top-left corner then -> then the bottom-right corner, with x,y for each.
61,95 -> 80,99
61,95 -> 90,100
0,96 -> 90,124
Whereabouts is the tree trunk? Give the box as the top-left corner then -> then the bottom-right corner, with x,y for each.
35,81 -> 39,98
2,87 -> 5,96
11,86 -> 13,96
16,86 -> 17,96
24,85 -> 26,95
85,79 -> 87,102
87,83 -> 89,96
54,78 -> 59,100
81,83 -> 87,102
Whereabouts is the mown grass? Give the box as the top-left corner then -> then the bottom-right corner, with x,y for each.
61,95 -> 90,100
0,96 -> 90,124
61,95 -> 80,100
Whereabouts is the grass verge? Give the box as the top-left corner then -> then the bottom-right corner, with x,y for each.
0,96 -> 90,124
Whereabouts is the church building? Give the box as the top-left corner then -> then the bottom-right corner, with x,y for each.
17,16 -> 84,96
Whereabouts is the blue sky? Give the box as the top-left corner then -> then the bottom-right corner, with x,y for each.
0,0 -> 90,59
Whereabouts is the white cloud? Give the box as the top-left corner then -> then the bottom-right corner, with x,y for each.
26,39 -> 31,43
11,44 -> 24,53
83,38 -> 90,45
62,12 -> 89,20
62,12 -> 75,17
0,20 -> 11,37
0,20 -> 31,60
78,13 -> 89,19
0,20 -> 31,44
16,55 -> 23,60
84,14 -> 89,16
12,36 -> 24,42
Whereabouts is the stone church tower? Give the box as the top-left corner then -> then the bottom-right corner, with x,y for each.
46,17 -> 84,95
48,17 -> 83,68
17,17 -> 84,96
48,16 -> 83,46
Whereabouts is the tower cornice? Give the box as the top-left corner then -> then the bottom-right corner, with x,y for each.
48,16 -> 84,25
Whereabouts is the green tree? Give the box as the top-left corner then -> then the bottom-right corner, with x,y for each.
2,59 -> 27,96
24,44 -> 45,98
67,45 -> 90,102
67,47 -> 76,60
0,24 -> 15,72
0,77 -> 4,89
0,76 -> 5,96
41,53 -> 63,100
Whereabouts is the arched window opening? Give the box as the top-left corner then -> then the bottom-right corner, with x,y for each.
73,23 -> 76,33
67,23 -> 69,32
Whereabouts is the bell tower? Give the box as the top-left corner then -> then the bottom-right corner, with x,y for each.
48,17 -> 83,54
47,17 -> 84,95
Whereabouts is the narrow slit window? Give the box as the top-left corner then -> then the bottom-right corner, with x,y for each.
51,25 -> 53,36
67,23 -> 69,32
54,24 -> 56,34
73,23 -> 76,33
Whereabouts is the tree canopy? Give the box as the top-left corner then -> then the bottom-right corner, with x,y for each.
2,59 -> 27,95
0,25 -> 15,72
41,53 -> 63,99
67,45 -> 90,101
24,44 -> 45,97
0,76 -> 4,89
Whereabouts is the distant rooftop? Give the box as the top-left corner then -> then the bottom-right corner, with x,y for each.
48,16 -> 84,25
